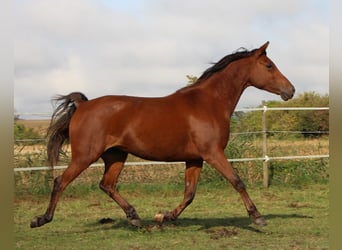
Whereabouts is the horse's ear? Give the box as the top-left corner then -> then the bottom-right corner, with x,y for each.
255,41 -> 269,56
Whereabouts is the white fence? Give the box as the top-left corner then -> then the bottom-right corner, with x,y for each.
14,106 -> 329,187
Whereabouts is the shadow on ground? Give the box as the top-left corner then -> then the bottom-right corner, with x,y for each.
85,213 -> 313,233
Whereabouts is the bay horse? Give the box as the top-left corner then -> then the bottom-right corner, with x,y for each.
30,41 -> 295,228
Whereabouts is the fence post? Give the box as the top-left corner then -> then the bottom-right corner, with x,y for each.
262,101 -> 269,188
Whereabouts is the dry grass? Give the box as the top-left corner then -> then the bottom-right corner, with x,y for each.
267,138 -> 329,156
16,119 -> 50,136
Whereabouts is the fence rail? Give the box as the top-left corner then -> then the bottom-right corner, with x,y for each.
14,106 -> 329,187
13,154 -> 330,173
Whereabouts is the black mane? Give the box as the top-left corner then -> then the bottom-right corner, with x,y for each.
196,47 -> 258,82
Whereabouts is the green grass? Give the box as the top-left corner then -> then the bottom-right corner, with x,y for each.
14,183 -> 329,250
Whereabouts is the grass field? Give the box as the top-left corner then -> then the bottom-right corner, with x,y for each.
14,183 -> 328,249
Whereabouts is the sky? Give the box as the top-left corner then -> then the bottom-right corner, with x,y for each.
14,0 -> 329,118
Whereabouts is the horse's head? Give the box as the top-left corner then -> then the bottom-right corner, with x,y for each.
248,42 -> 295,101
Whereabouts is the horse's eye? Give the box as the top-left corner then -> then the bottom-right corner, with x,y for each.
266,63 -> 273,70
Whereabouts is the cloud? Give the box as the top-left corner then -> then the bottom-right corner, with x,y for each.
14,0 -> 328,116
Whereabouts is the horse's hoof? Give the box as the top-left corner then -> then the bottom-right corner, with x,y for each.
30,215 -> 46,228
30,218 -> 39,228
254,216 -> 267,226
154,213 -> 164,223
129,218 -> 142,228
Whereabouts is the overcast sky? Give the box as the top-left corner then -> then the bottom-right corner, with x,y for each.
14,0 -> 328,118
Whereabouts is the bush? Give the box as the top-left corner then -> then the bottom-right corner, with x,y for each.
269,159 -> 329,186
231,92 -> 329,139
14,123 -> 44,145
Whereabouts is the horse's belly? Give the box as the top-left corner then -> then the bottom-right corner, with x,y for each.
118,132 -> 200,162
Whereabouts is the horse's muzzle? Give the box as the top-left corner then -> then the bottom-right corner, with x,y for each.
280,84 -> 295,101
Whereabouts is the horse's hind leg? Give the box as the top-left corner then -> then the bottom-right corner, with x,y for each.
30,159 -> 90,228
155,160 -> 203,223
99,149 -> 141,227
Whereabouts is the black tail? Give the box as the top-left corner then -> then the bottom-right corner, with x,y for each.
46,92 -> 88,166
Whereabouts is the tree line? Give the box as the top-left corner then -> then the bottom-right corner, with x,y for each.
230,92 -> 329,138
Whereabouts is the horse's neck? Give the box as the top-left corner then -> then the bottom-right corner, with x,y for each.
199,63 -> 250,117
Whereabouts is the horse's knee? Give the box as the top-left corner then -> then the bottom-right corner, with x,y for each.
236,179 -> 246,192
99,181 -> 112,195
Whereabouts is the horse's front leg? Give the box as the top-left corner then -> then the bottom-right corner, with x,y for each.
205,150 -> 267,226
155,160 -> 202,223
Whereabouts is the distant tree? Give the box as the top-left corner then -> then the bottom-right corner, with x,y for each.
186,75 -> 198,85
